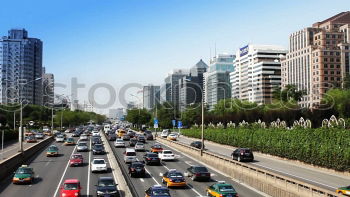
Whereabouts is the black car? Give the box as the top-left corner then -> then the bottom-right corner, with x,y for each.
127,131 -> 136,138
186,165 -> 211,181
190,141 -> 205,149
129,138 -> 138,147
72,131 -> 80,137
143,130 -> 152,136
137,135 -> 146,143
128,162 -> 145,177
145,134 -> 154,140
108,133 -> 116,141
92,137 -> 102,145
95,177 -> 118,197
92,144 -> 105,155
143,153 -> 160,165
231,148 -> 254,162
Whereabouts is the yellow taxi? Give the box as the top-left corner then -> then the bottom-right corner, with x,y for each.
64,137 -> 75,145
161,169 -> 186,188
336,185 -> 350,196
118,129 -> 126,137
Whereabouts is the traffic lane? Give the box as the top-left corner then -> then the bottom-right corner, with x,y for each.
177,135 -> 350,190
0,140 -> 75,197
148,140 -> 264,197
0,137 -> 47,161
110,140 -> 156,197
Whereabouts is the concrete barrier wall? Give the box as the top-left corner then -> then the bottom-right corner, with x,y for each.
157,138 -> 340,197
0,137 -> 53,181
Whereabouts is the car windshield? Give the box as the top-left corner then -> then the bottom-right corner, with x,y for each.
194,167 -> 208,172
16,168 -> 32,174
153,145 -> 161,148
98,180 -> 115,187
78,143 -> 87,146
136,143 -> 144,146
152,189 -> 170,196
48,147 -> 58,151
57,135 -> 63,138
219,186 -> 235,192
67,138 -> 73,141
93,160 -> 105,164
64,183 -> 79,190
117,140 -> 124,142
163,151 -> 173,154
94,145 -> 103,149
168,172 -> 183,178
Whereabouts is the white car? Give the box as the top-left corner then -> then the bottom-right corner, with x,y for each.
158,150 -> 175,161
161,130 -> 169,138
92,130 -> 100,137
55,135 -> 65,142
91,158 -> 108,172
135,142 -> 145,151
124,148 -> 137,163
114,139 -> 125,147
79,134 -> 88,141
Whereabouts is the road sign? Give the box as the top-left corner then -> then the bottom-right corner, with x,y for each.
177,121 -> 182,128
154,119 -> 158,125
172,120 -> 176,127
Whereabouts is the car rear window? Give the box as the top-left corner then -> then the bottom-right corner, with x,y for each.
64,183 -> 79,190
163,151 -> 173,154
126,152 -> 136,156
194,167 -> 208,172
93,160 -> 105,164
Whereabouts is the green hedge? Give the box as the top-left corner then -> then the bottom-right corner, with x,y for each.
181,128 -> 350,171
0,129 -> 19,143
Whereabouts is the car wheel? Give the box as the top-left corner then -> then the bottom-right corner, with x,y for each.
237,156 -> 241,162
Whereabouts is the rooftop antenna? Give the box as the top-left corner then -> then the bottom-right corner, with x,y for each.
215,42 -> 217,57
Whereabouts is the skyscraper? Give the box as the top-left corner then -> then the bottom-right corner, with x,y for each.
204,54 -> 235,110
281,12 -> 350,108
0,29 -> 43,105
143,85 -> 160,110
231,44 -> 287,104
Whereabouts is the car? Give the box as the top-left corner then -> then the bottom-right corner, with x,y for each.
26,136 -> 37,143
108,133 -> 117,141
92,144 -> 105,155
92,137 -> 102,145
24,130 -> 33,137
129,138 -> 138,147
95,177 -> 118,197
91,158 -> 108,172
65,129 -> 72,133
128,161 -> 145,177
127,131 -> 136,138
158,150 -> 175,161
114,139 -> 125,147
70,154 -> 83,167
46,145 -> 59,156
151,144 -> 163,153
59,179 -> 81,197
79,134 -> 88,141
64,137 -> 75,145
143,153 -> 161,165
167,134 -> 177,141
143,130 -> 152,136
12,165 -> 35,184
135,142 -> 145,151
92,130 -> 100,137
35,132 -> 44,139
185,165 -> 211,181
206,181 -> 238,197
160,130 -> 169,138
124,148 -> 137,163
336,185 -> 350,196
231,148 -> 254,162
161,169 -> 186,188
56,135 -> 65,142
122,134 -> 130,141
145,185 -> 171,197
137,135 -> 146,143
43,130 -> 52,136
190,141 -> 204,149
77,141 -> 89,152
146,134 -> 154,140
72,131 -> 80,137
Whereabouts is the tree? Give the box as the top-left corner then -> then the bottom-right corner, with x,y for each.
273,85 -> 306,102
125,108 -> 151,128
343,74 -> 350,90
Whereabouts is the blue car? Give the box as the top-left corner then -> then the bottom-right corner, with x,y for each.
145,185 -> 171,197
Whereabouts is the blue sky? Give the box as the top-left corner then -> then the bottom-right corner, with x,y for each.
0,0 -> 348,112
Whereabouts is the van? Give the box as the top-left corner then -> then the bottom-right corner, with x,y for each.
124,148 -> 137,163
104,124 -> 110,134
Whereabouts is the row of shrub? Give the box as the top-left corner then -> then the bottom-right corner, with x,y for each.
0,129 -> 19,143
181,128 -> 350,171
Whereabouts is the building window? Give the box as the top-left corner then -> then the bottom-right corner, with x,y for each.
324,58 -> 328,62
325,77 -> 328,80
337,64 -> 341,68
324,71 -> 328,74
330,65 -> 334,68
324,64 -> 328,68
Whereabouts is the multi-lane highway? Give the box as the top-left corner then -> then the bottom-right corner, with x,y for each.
176,134 -> 350,191
0,133 -> 119,197
107,136 -> 266,197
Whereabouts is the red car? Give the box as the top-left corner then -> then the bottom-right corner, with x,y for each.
60,179 -> 81,197
69,154 -> 83,167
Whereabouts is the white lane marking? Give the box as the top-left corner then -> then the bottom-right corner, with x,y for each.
184,161 -> 192,165
253,163 -> 337,190
140,178 -> 144,182
156,140 -> 270,197
52,144 -> 77,197
45,159 -> 52,167
87,137 -> 92,196
104,133 -> 123,197
136,158 -> 160,185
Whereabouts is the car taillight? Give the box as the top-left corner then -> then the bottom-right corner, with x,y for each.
195,173 -> 201,176
75,192 -> 79,196
169,179 -> 173,182
131,168 -> 135,171
147,158 -> 151,160
219,195 -> 223,197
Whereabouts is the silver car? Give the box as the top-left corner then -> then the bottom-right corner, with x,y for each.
135,142 -> 145,151
35,133 -> 44,139
114,139 -> 125,147
77,142 -> 89,152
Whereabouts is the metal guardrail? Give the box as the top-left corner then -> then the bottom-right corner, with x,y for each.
104,133 -> 140,197
157,137 -> 340,197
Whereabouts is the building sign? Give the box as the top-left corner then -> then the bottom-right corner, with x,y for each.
240,45 -> 249,57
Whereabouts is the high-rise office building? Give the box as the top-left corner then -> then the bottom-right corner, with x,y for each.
179,59 -> 208,111
143,85 -> 160,110
0,29 -> 43,105
42,68 -> 54,107
281,12 -> 350,107
204,54 -> 235,110
231,44 -> 287,104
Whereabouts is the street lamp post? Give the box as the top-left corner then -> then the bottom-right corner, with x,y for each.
201,98 -> 204,156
